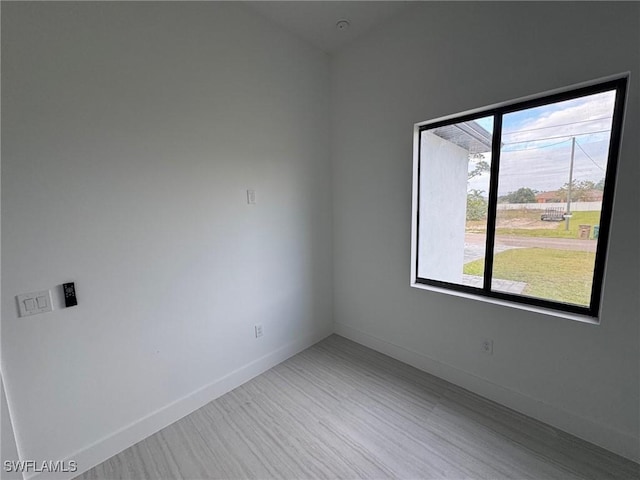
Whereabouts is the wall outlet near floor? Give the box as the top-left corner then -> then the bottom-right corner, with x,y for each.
481,339 -> 494,355
254,324 -> 264,338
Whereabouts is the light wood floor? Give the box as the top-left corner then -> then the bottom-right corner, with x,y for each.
77,335 -> 639,479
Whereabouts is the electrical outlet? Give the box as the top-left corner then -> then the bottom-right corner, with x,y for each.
481,339 -> 493,355
247,189 -> 256,205
254,324 -> 263,338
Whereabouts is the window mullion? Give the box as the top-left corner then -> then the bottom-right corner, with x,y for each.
483,113 -> 503,292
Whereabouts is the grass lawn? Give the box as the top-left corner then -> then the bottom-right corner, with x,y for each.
463,248 -> 596,306
494,210 -> 601,238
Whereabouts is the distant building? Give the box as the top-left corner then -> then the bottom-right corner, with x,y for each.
536,191 -> 562,203
536,189 -> 604,203
582,189 -> 604,202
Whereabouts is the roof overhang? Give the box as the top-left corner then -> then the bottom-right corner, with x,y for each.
431,121 -> 493,154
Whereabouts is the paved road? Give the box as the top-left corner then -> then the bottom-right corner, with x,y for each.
465,233 -> 597,252
464,242 -> 519,264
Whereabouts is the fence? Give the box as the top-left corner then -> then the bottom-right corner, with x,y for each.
496,201 -> 601,212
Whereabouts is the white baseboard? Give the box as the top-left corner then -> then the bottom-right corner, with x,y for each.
19,322 -> 638,480
28,328 -> 332,480
334,322 -> 639,463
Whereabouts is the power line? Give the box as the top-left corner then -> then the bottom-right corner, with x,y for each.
502,129 -> 611,146
502,138 -> 571,152
501,116 -> 611,136
575,139 -> 605,171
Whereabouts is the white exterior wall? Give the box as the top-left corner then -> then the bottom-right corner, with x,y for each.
418,132 -> 468,282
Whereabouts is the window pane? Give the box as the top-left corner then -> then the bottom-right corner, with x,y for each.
490,91 -> 616,306
418,117 -> 493,286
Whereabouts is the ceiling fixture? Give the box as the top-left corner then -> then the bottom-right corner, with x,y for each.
336,19 -> 350,31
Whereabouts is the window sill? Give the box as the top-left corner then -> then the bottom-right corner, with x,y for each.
410,281 -> 600,325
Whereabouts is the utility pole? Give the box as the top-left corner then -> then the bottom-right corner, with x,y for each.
565,136 -> 575,231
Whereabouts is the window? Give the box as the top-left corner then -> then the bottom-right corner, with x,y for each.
411,76 -> 628,319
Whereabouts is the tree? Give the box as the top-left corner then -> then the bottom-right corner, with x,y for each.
467,156 -> 490,220
468,157 -> 490,180
595,178 -> 605,191
466,189 -> 488,221
499,187 -> 538,204
558,180 -> 595,202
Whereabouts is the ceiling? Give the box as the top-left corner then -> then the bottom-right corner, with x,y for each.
245,1 -> 410,53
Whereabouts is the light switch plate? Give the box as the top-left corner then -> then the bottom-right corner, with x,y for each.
17,290 -> 53,317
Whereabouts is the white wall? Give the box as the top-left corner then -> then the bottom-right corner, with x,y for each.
418,132 -> 468,283
1,377 -> 22,480
1,2 -> 332,477
332,1 -> 639,461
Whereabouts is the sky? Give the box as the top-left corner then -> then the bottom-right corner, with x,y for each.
467,90 -> 616,196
